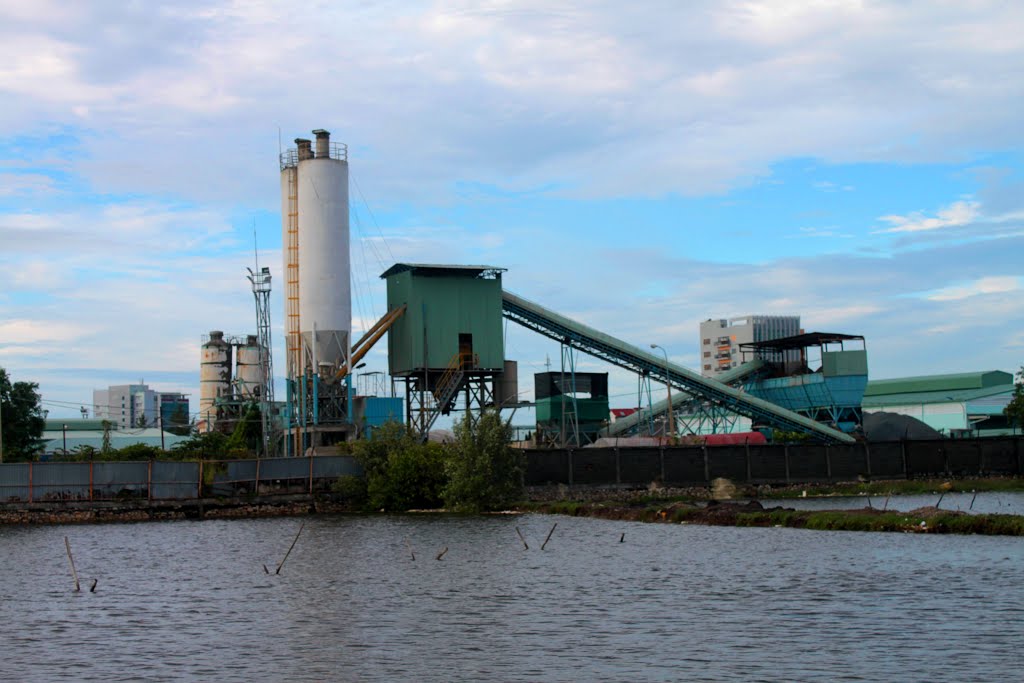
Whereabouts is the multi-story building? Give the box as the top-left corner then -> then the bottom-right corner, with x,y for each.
93,384 -> 189,431
699,315 -> 801,378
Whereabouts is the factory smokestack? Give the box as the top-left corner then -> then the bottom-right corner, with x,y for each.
313,129 -> 330,159
295,138 -> 313,161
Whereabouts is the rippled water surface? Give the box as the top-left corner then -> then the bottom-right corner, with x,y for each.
2,514 -> 1022,682
767,491 -> 1024,515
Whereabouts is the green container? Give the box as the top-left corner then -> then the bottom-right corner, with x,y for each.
535,397 -> 610,424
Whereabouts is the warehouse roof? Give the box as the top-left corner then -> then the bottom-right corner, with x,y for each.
861,384 -> 1015,408
740,332 -> 864,352
380,263 -> 506,279
864,370 -> 1012,397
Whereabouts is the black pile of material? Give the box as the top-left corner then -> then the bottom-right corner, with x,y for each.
863,411 -> 943,442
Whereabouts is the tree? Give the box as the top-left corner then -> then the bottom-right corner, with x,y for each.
101,420 -> 113,456
172,430 -> 231,460
1005,366 -> 1024,432
165,403 -> 192,436
443,410 -> 524,512
0,367 -> 46,462
227,404 -> 263,455
136,413 -> 148,428
351,421 -> 446,511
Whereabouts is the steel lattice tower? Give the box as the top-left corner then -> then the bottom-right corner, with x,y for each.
248,266 -> 276,456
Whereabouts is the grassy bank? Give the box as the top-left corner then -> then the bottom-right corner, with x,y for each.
522,499 -> 1024,536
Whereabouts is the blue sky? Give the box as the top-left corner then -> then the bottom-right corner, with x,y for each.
1,1 -> 1022,420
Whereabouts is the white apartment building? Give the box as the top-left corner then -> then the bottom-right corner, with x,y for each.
699,315 -> 801,378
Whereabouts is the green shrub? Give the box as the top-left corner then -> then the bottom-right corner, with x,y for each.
332,475 -> 368,505
442,410 -> 524,512
352,421 -> 446,511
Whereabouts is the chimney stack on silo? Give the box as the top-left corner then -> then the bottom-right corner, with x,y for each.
313,129 -> 330,158
295,138 -> 313,161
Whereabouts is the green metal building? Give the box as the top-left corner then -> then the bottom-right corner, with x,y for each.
534,371 -> 610,446
383,263 -> 506,375
861,370 -> 1016,436
381,263 -> 508,436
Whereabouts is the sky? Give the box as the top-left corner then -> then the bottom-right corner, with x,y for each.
1,0 -> 1023,421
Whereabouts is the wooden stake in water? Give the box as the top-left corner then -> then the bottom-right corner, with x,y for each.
969,492 -> 978,510
883,492 -> 891,511
867,496 -> 873,509
436,547 -> 448,561
406,538 -> 416,561
89,579 -> 98,593
64,536 -> 80,592
619,532 -> 625,543
515,527 -> 529,550
936,492 -> 946,510
275,521 -> 305,575
541,523 -> 558,551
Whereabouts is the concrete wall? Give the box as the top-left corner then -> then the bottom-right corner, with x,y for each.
523,437 -> 1024,487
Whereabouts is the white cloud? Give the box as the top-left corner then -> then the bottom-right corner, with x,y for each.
924,276 -> 1022,302
876,199 -> 980,233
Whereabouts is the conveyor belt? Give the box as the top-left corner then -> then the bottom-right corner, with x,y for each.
502,291 -> 854,444
599,359 -> 765,437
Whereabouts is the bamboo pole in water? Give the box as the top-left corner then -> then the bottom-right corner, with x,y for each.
515,527 -> 529,550
275,521 -> 305,575
64,536 -> 80,592
541,523 -> 557,551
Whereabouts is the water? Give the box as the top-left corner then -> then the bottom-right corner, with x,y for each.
768,491 -> 1024,515
2,514 -> 1022,682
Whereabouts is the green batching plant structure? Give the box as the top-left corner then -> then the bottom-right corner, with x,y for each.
382,263 -> 514,437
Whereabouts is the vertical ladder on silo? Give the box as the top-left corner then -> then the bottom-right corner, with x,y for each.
285,166 -> 302,456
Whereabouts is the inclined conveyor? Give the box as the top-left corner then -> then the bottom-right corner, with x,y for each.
598,358 -> 765,437
501,291 -> 855,444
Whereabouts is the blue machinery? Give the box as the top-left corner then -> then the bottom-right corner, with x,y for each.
501,291 -> 855,444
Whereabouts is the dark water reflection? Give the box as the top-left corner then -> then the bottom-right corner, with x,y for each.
2,514 -> 1022,682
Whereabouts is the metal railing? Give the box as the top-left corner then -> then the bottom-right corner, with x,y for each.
279,142 -> 349,170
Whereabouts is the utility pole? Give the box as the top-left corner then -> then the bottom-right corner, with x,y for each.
159,412 -> 165,451
651,344 -> 674,442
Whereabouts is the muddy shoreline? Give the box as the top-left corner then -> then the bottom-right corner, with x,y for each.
522,498 -> 1024,535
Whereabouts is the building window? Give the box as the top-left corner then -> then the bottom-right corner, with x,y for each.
703,352 -> 711,358
702,338 -> 711,345
703,364 -> 712,370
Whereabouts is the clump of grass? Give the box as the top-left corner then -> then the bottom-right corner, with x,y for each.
670,507 -> 702,523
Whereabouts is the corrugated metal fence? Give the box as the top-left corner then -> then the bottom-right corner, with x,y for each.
524,437 -> 1024,487
0,456 -> 362,504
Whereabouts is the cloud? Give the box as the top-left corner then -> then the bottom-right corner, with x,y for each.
923,276 -> 1022,302
1,2 -> 1022,203
876,199 -> 980,233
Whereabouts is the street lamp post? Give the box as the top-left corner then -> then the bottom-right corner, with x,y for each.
62,424 -> 68,455
650,344 -> 674,442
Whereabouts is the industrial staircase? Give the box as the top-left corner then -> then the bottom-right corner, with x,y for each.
417,352 -> 477,437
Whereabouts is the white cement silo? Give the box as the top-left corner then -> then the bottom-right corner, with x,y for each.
279,130 -> 350,376
200,331 -> 232,423
235,335 -> 266,400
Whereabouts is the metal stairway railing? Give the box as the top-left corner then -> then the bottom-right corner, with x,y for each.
501,290 -> 854,444
419,352 -> 476,436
